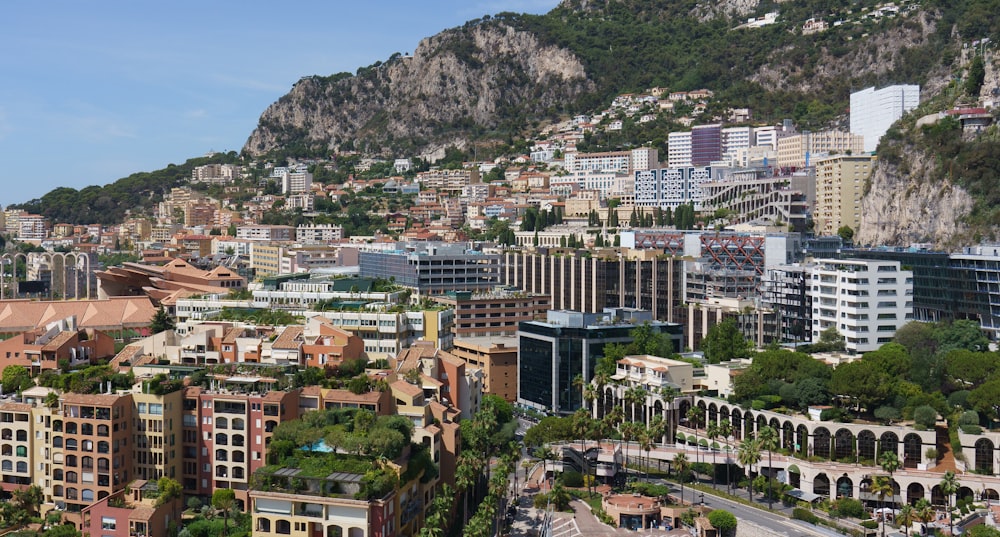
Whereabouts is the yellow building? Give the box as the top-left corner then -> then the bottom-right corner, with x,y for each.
131,386 -> 184,482
251,243 -> 286,276
776,130 -> 865,168
813,155 -> 874,236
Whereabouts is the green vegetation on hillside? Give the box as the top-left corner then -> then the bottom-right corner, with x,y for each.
10,152 -> 240,225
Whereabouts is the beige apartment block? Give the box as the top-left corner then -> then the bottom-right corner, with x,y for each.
813,155 -> 874,236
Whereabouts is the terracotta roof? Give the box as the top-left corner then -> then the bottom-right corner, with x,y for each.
41,331 -> 76,352
391,380 -> 423,398
272,326 -> 304,350
222,327 -> 244,344
0,402 -> 32,412
0,297 -> 156,332
61,393 -> 128,405
300,385 -> 323,396
322,389 -> 382,404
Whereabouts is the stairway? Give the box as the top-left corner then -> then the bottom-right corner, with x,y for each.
933,424 -> 959,473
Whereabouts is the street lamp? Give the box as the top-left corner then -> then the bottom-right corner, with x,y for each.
700,493 -> 705,507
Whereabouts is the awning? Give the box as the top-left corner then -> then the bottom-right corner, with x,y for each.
785,488 -> 822,503
787,464 -> 801,474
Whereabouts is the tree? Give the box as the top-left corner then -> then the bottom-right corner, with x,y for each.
211,488 -> 237,537
737,437 -> 761,502
686,407 -> 704,463
2,365 -> 32,393
707,510 -> 737,537
912,405 -> 938,429
837,225 -> 854,242
706,423 -> 721,489
828,360 -> 892,414
701,318 -> 751,364
967,54 -> 986,96
897,504 -> 915,537
870,475 -> 894,537
939,471 -> 960,536
914,499 -> 935,533
150,306 -> 175,334
44,525 -> 81,537
757,426 -> 778,509
673,453 -> 690,504
717,420 -> 734,492
156,477 -> 183,507
969,378 -> 1000,422
12,485 -> 43,518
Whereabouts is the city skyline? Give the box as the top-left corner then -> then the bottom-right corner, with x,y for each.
0,0 -> 559,208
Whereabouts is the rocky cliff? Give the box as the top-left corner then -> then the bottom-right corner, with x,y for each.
857,143 -> 975,248
244,21 -> 592,157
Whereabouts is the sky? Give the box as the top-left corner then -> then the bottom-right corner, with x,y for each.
0,0 -> 561,208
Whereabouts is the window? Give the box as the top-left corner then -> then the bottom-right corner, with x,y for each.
149,404 -> 163,416
137,403 -> 147,414
102,518 -> 117,531
276,520 -> 291,535
16,446 -> 26,457
183,415 -> 197,427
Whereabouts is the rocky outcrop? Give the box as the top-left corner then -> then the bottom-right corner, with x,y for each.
751,11 -> 951,95
243,22 -> 593,157
857,142 -> 975,248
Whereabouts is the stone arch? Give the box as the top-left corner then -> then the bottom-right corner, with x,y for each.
958,487 -> 975,502
743,411 -> 755,438
976,438 -> 994,474
814,427 -> 831,459
983,489 -> 1000,501
653,401 -> 665,431
796,424 -> 809,456
326,525 -> 343,537
730,408 -> 743,439
782,421 -> 795,451
858,430 -> 877,462
834,428 -> 855,461
903,433 -> 922,468
347,528 -> 364,537
907,482 -> 925,505
836,475 -> 854,498
931,485 -> 945,506
814,473 -> 830,497
756,414 -> 768,434
880,431 -> 899,458
0,252 -> 28,299
676,399 -> 691,421
708,402 -> 718,424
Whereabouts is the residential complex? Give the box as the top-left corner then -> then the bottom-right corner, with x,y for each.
813,154 -> 875,236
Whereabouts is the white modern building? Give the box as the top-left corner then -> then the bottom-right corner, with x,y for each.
295,224 -> 344,243
721,126 -> 754,165
809,259 -> 913,353
634,166 -> 716,210
667,131 -> 692,168
850,84 -> 920,152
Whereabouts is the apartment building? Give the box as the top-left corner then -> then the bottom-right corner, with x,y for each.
296,224 -> 344,243
813,155 -> 875,236
700,168 -> 811,230
776,130 -> 865,168
563,148 -> 657,174
180,384 -> 302,506
309,308 -> 455,354
415,169 -> 479,195
634,166 -> 717,210
0,401 -> 35,490
448,336 -> 518,402
237,225 -> 295,242
502,248 -> 686,323
809,259 -> 913,353
691,124 -> 722,166
80,481 -> 183,537
667,131 -> 692,168
432,288 -> 550,338
358,242 -> 501,295
721,126 -> 754,164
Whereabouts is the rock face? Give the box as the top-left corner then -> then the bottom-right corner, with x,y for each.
857,142 -> 974,248
243,22 -> 593,157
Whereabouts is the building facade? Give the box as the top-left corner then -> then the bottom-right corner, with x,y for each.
850,84 -> 920,153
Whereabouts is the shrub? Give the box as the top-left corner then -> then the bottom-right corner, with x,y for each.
561,470 -> 584,488
820,407 -> 847,422
960,410 -> 981,426
961,424 -> 983,434
751,399 -> 767,410
913,405 -> 938,428
861,520 -> 879,529
707,510 -> 737,536
833,498 -> 865,519
926,448 -> 939,460
949,390 -> 972,410
793,508 -> 819,524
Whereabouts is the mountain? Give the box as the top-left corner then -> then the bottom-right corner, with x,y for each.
243,0 -> 994,161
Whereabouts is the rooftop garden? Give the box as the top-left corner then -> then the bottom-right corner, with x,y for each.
257,407 -> 436,500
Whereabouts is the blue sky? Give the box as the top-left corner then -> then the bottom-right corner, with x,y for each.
0,0 -> 560,208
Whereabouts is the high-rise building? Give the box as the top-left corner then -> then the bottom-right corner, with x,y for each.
850,84 -> 920,153
721,126 -> 754,164
809,259 -> 913,353
358,242 -> 501,295
667,131 -> 692,168
776,130 -> 865,168
634,166 -> 717,210
517,308 -> 682,414
691,124 -> 722,166
813,155 -> 874,236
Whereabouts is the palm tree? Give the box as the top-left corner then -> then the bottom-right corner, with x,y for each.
621,421 -> 640,479
457,451 -> 482,523
879,451 -> 901,525
658,386 -> 678,441
915,498 -> 934,535
673,453 -> 691,504
897,504 -> 915,537
687,407 -> 704,463
939,470 -> 960,536
738,437 -> 761,503
583,382 -> 598,418
639,426 -> 654,483
572,374 -> 586,411
718,420 -> 734,492
757,426 -> 778,509
211,489 -> 236,537
706,423 -> 720,490
533,446 -> 557,489
594,372 -> 610,416
871,475 -> 894,537
625,385 -> 647,424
